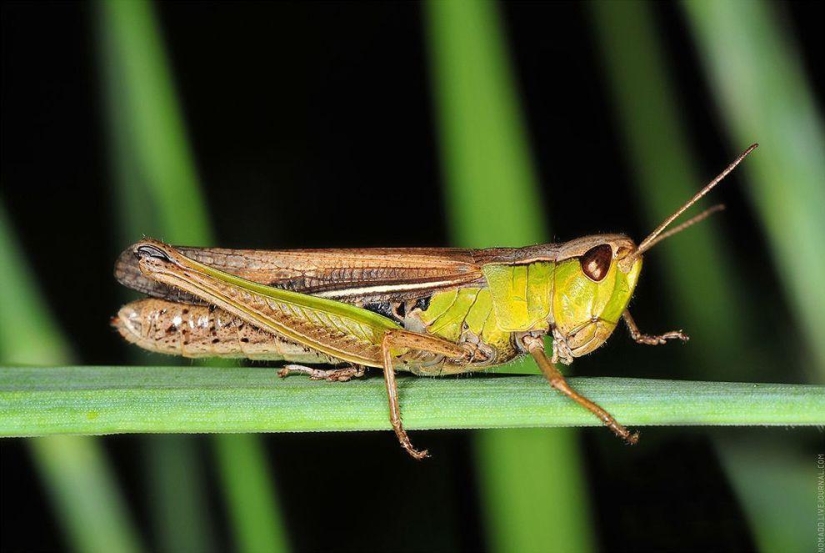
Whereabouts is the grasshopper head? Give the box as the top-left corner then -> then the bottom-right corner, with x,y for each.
552,235 -> 643,357
558,143 -> 759,358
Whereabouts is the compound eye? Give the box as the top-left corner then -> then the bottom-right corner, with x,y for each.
580,244 -> 612,282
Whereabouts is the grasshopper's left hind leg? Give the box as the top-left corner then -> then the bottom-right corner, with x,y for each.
278,365 -> 366,382
522,335 -> 639,445
622,311 -> 688,345
380,329 -> 473,460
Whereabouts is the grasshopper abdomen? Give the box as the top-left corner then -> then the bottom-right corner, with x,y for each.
115,298 -> 336,363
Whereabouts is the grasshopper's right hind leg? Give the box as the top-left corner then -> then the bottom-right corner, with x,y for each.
380,329 -> 472,460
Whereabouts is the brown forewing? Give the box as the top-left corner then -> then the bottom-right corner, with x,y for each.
114,234 -> 634,304
116,245 -> 487,304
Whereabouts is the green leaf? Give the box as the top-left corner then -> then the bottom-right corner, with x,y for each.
212,435 -> 291,553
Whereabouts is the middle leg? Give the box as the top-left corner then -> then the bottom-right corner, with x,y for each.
278,365 -> 366,382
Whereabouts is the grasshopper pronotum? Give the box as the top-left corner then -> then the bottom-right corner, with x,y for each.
115,144 -> 757,458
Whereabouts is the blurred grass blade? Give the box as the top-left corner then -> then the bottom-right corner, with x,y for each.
681,1 -> 825,549
425,1 -> 594,551
96,0 -> 288,550
0,199 -> 143,553
96,1 -> 216,549
589,1 -> 750,377
716,439 -> 813,553
590,2 -> 816,551
143,435 -> 216,553
31,436 -> 142,553
97,0 -> 210,243
213,435 -> 290,553
682,0 -> 825,380
474,429 -> 595,553
0,201 -> 73,366
425,0 -> 544,247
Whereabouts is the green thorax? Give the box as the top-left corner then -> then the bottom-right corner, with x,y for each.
482,259 -> 642,333
481,262 -> 555,332
417,258 -> 642,356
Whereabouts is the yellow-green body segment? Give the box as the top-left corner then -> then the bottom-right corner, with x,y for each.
414,257 -> 642,373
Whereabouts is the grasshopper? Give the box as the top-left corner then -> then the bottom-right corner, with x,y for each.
114,144 -> 757,459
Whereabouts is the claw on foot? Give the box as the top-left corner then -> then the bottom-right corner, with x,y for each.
405,446 -> 430,460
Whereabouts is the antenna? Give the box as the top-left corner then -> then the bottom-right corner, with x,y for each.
633,143 -> 758,259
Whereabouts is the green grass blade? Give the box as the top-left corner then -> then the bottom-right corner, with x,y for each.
1,367 -> 822,433
98,0 -> 210,244
589,1 -> 749,374
716,439 -> 814,553
425,0 -> 545,248
590,2 -> 819,551
96,1 -> 287,550
681,2 -> 825,550
474,428 -> 593,553
0,200 -> 143,553
425,1 -> 595,548
683,0 -> 825,380
212,435 -> 291,553
0,201 -> 73,367
96,2 -> 217,549
142,435 -> 216,553
30,436 -> 142,553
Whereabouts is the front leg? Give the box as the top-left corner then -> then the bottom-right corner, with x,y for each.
622,310 -> 688,346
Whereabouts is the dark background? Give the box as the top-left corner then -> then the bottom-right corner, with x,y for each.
2,1 -> 823,551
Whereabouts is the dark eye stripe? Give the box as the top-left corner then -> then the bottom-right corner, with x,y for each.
580,244 -> 612,282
